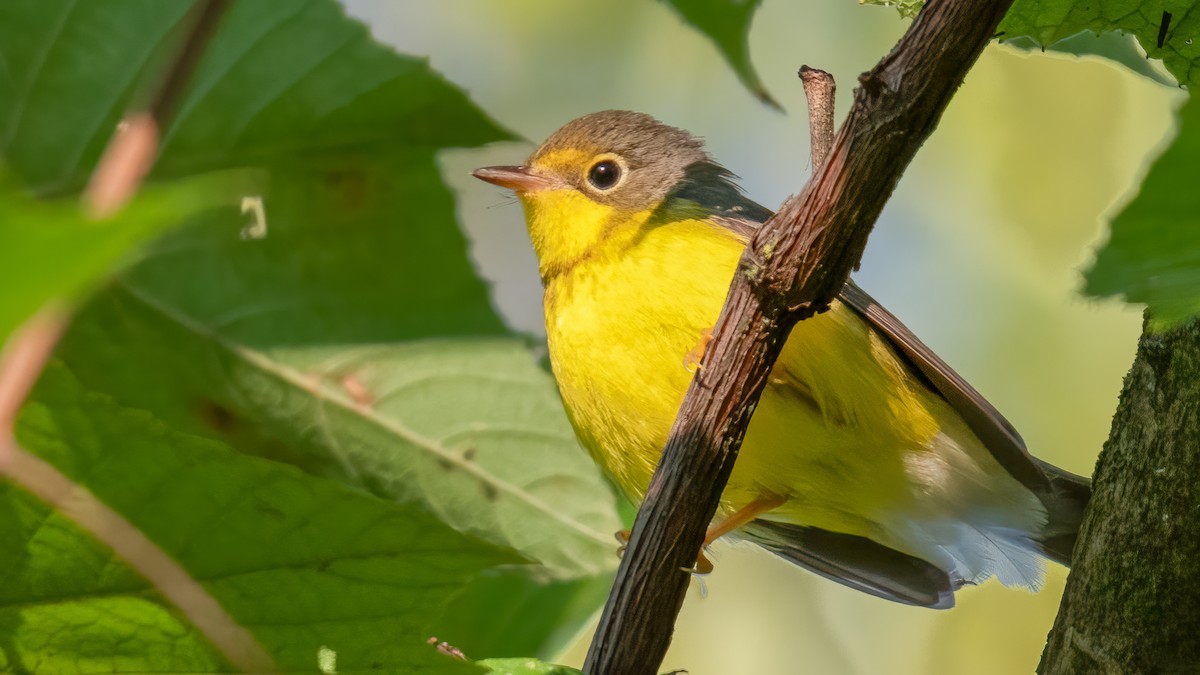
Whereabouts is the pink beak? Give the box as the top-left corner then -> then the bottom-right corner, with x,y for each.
472,165 -> 554,193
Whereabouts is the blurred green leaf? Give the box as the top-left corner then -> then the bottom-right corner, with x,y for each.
662,0 -> 778,109
1085,94 -> 1200,322
0,178 -> 216,347
477,658 -> 583,675
865,0 -> 923,19
474,659 -> 690,675
3,362 -> 509,674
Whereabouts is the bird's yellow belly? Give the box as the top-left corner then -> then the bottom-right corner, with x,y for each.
543,222 -> 939,541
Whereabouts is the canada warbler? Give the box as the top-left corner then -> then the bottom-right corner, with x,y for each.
474,110 -> 1089,608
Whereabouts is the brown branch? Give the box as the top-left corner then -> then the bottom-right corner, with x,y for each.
582,0 -> 1015,673
799,66 -> 836,170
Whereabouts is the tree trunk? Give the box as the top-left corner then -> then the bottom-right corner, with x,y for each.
1040,314 -> 1200,673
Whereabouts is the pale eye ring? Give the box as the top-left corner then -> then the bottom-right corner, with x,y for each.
587,158 -> 623,191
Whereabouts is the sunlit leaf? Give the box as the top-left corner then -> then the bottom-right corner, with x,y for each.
863,0 -> 1199,87
1085,94 -> 1200,322
477,657 -> 583,675
1000,0 -> 1199,87
1005,31 -> 1176,87
865,0 -> 923,19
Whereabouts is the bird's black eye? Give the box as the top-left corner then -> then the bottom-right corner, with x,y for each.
587,160 -> 621,190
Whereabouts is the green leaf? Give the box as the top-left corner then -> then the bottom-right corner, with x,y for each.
477,658 -> 583,675
3,0 -> 617,576
0,0 -> 512,193
863,0 -> 1200,87
865,0 -> 923,19
431,566 -> 614,660
999,3 -> 1200,322
3,362 -> 510,674
662,0 -> 778,109
1005,31 -> 1176,87
2,0 -> 621,664
1085,94 -> 1200,322
474,661 -> 680,675
0,0 -> 513,339
858,0 -> 1200,319
1000,0 -> 1200,87
0,178 -> 210,346
59,161 -> 621,579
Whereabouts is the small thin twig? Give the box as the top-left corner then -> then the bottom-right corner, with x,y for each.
799,66 -> 836,170
3,4 -> 262,664
0,309 -> 67,446
0,445 -> 276,671
84,113 -> 161,220
84,0 -> 232,218
0,314 -> 275,673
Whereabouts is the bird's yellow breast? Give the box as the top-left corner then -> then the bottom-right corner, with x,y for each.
533,194 -> 945,540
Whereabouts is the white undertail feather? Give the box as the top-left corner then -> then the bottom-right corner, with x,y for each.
888,431 -> 1048,589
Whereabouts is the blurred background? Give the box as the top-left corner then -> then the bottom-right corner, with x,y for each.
343,1 -> 1179,672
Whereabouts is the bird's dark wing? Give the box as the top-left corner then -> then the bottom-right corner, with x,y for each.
703,207 -> 1054,492
665,161 -> 774,229
741,520 -> 957,609
702,206 -> 1090,568
837,282 -> 1091,564
836,281 -> 1052,493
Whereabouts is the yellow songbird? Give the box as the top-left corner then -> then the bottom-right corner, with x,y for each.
474,110 -> 1089,608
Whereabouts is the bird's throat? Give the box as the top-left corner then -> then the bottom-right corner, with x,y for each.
520,190 -> 653,284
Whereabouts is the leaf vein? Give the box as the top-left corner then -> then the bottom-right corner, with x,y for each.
159,0 -> 310,152
116,281 -> 612,548
2,0 -> 78,146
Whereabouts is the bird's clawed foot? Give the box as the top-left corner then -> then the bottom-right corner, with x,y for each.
683,327 -> 714,372
614,529 -> 630,559
615,528 -> 714,575
683,550 -> 715,576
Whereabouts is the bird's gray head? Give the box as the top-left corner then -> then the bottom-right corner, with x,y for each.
525,110 -> 712,212
473,110 -> 771,227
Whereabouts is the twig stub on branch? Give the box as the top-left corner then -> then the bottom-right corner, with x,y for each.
799,66 -> 836,171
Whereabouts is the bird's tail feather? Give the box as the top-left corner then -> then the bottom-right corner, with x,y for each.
740,520 -> 958,609
1033,459 -> 1092,566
